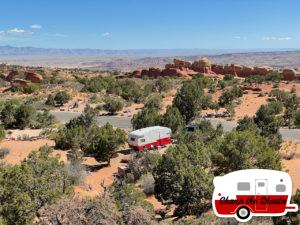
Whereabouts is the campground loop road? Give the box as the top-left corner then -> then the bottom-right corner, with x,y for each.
51,111 -> 300,140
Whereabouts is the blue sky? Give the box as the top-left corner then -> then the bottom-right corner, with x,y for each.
0,0 -> 300,49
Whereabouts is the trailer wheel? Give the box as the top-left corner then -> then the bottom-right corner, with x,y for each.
236,207 -> 251,221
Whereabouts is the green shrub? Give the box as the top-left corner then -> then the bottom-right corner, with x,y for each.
141,173 -> 155,195
295,109 -> 300,127
144,94 -> 162,110
0,148 -> 9,159
0,145 -> 74,225
0,125 -> 5,141
223,74 -> 235,81
54,91 -> 70,106
103,98 -> 124,115
45,94 -> 56,106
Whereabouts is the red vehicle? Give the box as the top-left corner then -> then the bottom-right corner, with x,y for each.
128,126 -> 171,150
212,169 -> 298,222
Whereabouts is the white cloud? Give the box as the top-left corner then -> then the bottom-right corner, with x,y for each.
7,28 -> 26,34
263,36 -> 292,41
0,28 -> 33,37
30,24 -> 42,29
102,32 -> 112,37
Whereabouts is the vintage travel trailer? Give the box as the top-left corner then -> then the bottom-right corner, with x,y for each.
212,169 -> 298,222
128,126 -> 171,150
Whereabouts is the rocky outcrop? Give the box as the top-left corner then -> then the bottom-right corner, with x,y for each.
12,79 -> 29,87
191,57 -> 213,73
5,70 -> 19,81
173,59 -> 192,68
130,57 -> 300,81
148,68 -> 161,77
25,71 -> 43,83
141,69 -> 149,77
131,70 -> 142,78
161,68 -> 196,77
282,69 -> 298,81
253,66 -> 273,76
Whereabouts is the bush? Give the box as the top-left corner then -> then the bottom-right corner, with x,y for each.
141,173 -> 155,195
131,108 -> 161,130
103,98 -> 124,115
223,74 -> 235,81
114,183 -> 155,223
213,130 -> 282,175
54,91 -> 70,106
144,94 -> 162,110
0,125 -> 5,141
244,75 -> 265,85
119,79 -> 144,103
295,109 -> 300,127
154,142 -> 213,217
153,77 -> 172,93
82,123 -> 126,165
173,80 -> 206,123
218,85 -> 243,107
266,71 -> 282,82
0,148 -> 9,159
0,145 -> 74,225
14,104 -> 35,129
45,94 -> 56,106
23,83 -> 42,94
38,192 -> 121,225
128,152 -> 162,181
64,162 -> 85,185
161,106 -> 185,133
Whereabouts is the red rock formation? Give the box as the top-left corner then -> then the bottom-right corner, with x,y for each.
173,59 -> 192,68
191,57 -> 213,73
242,66 -> 254,77
253,66 -> 273,76
161,68 -> 197,77
130,57 -> 300,81
132,70 -> 142,78
282,69 -> 298,81
141,69 -> 149,77
148,68 -> 161,77
12,79 -> 29,87
25,71 -> 43,83
6,70 -> 19,81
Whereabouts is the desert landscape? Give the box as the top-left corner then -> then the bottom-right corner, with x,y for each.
1,1 -> 300,225
0,54 -> 299,225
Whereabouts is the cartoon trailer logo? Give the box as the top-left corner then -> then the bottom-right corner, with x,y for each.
212,169 -> 298,222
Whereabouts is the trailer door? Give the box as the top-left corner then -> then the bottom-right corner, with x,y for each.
255,179 -> 268,211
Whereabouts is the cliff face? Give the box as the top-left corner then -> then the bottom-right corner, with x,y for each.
131,58 -> 300,81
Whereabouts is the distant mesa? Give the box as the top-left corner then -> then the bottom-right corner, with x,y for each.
130,57 -> 300,81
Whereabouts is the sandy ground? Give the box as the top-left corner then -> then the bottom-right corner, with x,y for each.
0,139 -> 56,165
5,129 -> 43,139
234,92 -> 269,121
281,140 -> 300,193
74,153 -> 130,197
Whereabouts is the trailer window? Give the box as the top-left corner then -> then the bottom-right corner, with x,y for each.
237,182 -> 250,191
140,139 -> 145,142
258,182 -> 265,187
276,184 -> 286,192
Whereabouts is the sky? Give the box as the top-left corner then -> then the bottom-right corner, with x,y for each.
0,0 -> 300,50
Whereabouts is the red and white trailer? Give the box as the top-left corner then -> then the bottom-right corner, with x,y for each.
128,126 -> 171,151
212,169 -> 298,222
